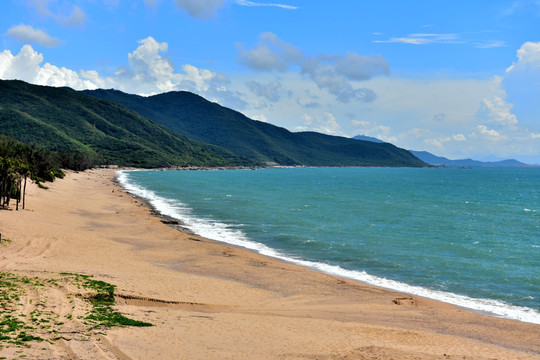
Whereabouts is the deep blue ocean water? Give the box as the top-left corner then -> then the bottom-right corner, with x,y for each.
117,167 -> 540,324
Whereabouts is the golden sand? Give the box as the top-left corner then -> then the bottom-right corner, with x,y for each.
0,169 -> 538,359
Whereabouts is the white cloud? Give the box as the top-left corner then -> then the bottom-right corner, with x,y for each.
5,24 -> 62,48
0,45 -> 97,89
374,32 -> 506,49
237,33 -> 387,103
477,125 -> 501,137
301,113 -> 313,126
374,33 -> 460,45
506,41 -> 540,72
501,41 -> 540,130
251,114 -> 268,122
474,40 -> 506,49
476,96 -> 518,128
0,45 -> 43,82
425,134 -> 467,149
314,112 -> 342,135
352,119 -> 391,138
234,0 -> 298,9
0,39 -> 235,99
173,0 -> 224,19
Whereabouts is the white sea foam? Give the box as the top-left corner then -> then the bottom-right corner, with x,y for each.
116,170 -> 540,326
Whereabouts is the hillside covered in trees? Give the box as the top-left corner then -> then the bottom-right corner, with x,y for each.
82,89 -> 426,167
1,79 -> 426,169
0,80 -> 253,169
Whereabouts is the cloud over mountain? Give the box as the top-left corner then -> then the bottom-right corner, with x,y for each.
237,33 -> 389,103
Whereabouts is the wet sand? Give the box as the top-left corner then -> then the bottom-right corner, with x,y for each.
0,168 -> 539,359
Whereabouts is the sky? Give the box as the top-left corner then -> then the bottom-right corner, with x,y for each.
1,1 -> 539,163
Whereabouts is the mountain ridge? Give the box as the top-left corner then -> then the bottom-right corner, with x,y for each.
409,150 -> 527,168
0,80 -> 252,168
82,89 -> 426,167
351,134 -> 528,167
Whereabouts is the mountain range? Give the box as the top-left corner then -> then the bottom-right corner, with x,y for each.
408,151 -> 527,168
0,79 -> 426,168
352,135 -> 527,167
81,89 -> 425,167
0,80 -> 250,168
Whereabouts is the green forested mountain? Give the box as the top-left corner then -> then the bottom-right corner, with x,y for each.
0,80 -> 252,168
82,89 -> 426,167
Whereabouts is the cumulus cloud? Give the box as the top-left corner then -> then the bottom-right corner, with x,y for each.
502,41 -> 540,129
476,96 -> 518,128
173,0 -> 224,19
5,24 -> 62,48
477,125 -> 501,138
318,112 -> 342,135
506,41 -> 540,72
112,37 -> 235,96
237,33 -> 388,103
0,38 -> 238,104
0,45 -> 97,89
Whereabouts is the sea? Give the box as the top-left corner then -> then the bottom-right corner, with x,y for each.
116,167 -> 540,325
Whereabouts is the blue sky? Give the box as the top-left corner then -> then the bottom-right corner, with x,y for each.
1,0 -> 539,163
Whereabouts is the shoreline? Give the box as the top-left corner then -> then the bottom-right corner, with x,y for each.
116,168 -> 540,326
1,168 -> 539,359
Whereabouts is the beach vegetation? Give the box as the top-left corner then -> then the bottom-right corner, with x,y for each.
0,136 -> 65,210
65,273 -> 152,328
0,271 -> 152,354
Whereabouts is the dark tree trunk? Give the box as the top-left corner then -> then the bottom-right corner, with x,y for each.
16,178 -> 20,211
22,175 -> 27,210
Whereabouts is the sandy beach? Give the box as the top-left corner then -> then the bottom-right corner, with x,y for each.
1,168 -> 539,359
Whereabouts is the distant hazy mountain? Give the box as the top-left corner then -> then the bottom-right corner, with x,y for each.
352,135 -> 527,167
82,89 -> 426,167
352,135 -> 385,143
409,151 -> 527,167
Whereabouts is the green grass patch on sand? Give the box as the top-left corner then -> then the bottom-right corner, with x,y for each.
0,271 -> 152,352
66,273 -> 152,328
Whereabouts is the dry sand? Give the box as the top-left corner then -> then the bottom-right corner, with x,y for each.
0,168 -> 539,359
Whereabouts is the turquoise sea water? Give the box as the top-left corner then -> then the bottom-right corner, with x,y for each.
117,167 -> 540,324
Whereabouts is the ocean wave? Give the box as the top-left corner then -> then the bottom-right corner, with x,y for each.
116,170 -> 540,326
